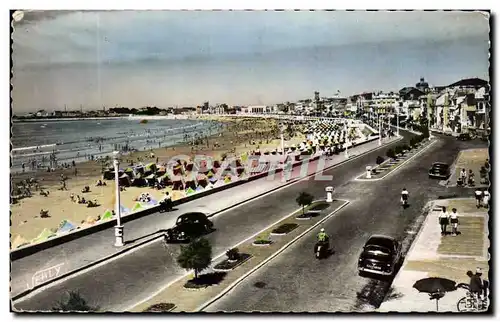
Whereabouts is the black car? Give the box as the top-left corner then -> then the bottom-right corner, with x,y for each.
165,212 -> 214,243
428,162 -> 450,179
358,235 -> 402,277
457,133 -> 472,141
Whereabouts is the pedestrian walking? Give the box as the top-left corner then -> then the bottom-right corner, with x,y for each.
483,190 -> 490,208
438,206 -> 449,236
475,188 -> 483,208
450,208 -> 459,236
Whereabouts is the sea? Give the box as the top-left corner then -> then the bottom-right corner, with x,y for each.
11,117 -> 223,174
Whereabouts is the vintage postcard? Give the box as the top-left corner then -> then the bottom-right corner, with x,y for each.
10,10 -> 490,313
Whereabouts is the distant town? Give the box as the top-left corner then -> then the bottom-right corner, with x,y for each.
13,77 -> 489,135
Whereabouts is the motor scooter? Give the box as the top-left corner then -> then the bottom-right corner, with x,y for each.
401,196 -> 408,208
314,238 -> 330,259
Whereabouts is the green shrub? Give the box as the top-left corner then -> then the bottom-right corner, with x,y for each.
386,148 -> 396,160
376,156 -> 385,165
226,248 -> 240,261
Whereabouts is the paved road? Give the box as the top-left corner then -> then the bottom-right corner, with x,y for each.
13,135 -> 407,311
204,135 -> 486,312
11,136 -> 392,298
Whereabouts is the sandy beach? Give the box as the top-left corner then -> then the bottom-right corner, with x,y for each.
10,116 -> 306,247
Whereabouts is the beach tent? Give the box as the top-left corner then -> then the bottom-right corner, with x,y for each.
172,165 -> 183,176
158,173 -> 171,185
144,163 -> 157,175
145,173 -> 157,186
57,220 -> 76,233
132,173 -> 147,187
206,170 -> 215,178
156,166 -> 166,175
120,205 -> 130,215
146,199 -> 158,207
171,175 -> 184,190
171,190 -> 186,201
196,173 -> 208,187
12,235 -> 29,249
132,202 -> 144,212
213,179 -> 225,188
241,153 -> 249,162
184,173 -> 197,190
101,209 -> 114,221
31,228 -> 57,244
185,162 -> 194,172
205,183 -> 214,190
103,170 -> 115,180
209,176 -> 218,183
223,176 -> 232,184
119,173 -> 131,187
185,187 -> 196,195
195,185 -> 205,193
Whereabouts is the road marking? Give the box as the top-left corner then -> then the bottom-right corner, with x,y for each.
13,136 -> 401,305
196,199 -> 351,312
354,139 -> 437,182
31,263 -> 64,288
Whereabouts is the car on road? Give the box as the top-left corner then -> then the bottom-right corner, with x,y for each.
358,234 -> 402,277
165,212 -> 214,243
428,162 -> 451,179
457,133 -> 473,141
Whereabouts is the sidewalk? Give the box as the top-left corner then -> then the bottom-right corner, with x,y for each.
447,148 -> 489,188
378,198 -> 489,312
11,136 -> 400,299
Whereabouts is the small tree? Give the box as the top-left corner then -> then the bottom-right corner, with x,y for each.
52,291 -> 98,312
226,248 -> 240,261
394,145 -> 402,156
177,238 -> 212,280
376,156 -> 385,165
386,148 -> 396,160
296,192 -> 314,215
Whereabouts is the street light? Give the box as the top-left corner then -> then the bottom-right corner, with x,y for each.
396,105 -> 400,137
113,151 -> 124,247
280,122 -> 285,163
378,114 -> 382,146
344,121 -> 349,158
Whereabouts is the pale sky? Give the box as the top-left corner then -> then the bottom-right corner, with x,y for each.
12,10 -> 490,112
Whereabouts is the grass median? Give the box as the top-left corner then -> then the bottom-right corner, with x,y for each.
130,199 -> 346,312
358,139 -> 434,180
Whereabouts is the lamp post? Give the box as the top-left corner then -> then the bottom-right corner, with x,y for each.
113,151 -> 124,247
378,114 -> 382,146
280,123 -> 286,163
344,121 -> 349,158
396,105 -> 400,137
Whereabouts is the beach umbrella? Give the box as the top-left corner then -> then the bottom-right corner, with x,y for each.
413,277 -> 457,311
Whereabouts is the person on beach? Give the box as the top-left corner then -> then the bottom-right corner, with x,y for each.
438,207 -> 449,235
449,208 -> 459,236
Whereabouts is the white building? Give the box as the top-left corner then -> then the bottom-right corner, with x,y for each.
372,92 -> 399,115
247,105 -> 266,114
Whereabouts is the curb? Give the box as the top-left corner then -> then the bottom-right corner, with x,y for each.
378,201 -> 435,312
11,231 -> 166,302
195,199 -> 351,312
13,136 -> 400,303
355,139 -> 437,182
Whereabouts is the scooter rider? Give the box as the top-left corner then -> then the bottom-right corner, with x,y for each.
401,188 -> 409,205
317,228 -> 329,243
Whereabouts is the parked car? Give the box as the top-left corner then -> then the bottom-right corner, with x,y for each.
358,235 -> 402,277
165,212 -> 214,243
457,133 -> 472,141
428,162 -> 450,179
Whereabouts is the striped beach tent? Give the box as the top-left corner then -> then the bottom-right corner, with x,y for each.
132,202 -> 144,212
57,220 -> 76,233
101,209 -> 114,221
12,235 -> 29,249
31,228 -> 57,244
